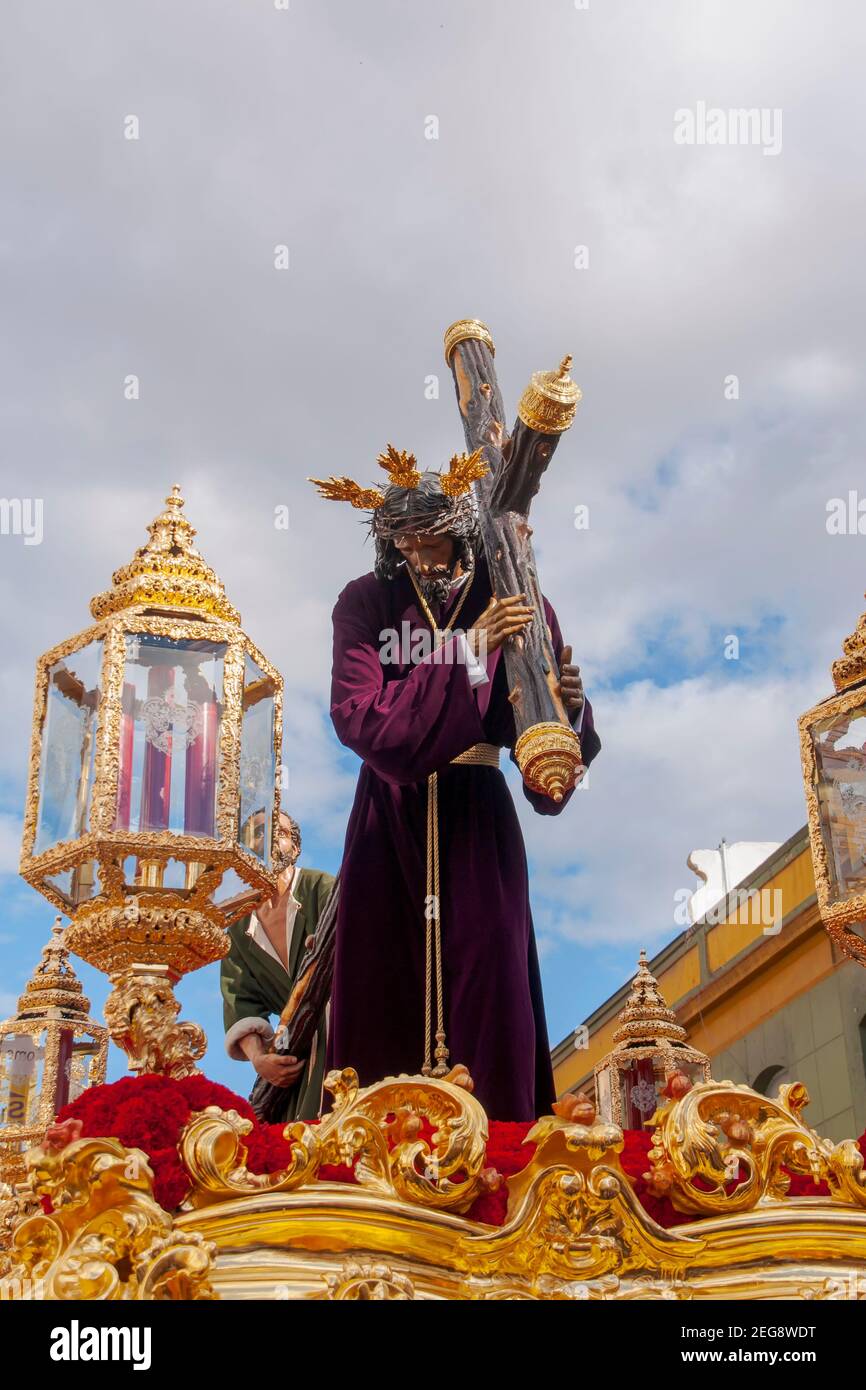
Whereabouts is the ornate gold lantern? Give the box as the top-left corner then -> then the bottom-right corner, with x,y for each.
799,588 -> 866,964
0,918 -> 107,1184
593,951 -> 711,1128
18,487 -> 283,1072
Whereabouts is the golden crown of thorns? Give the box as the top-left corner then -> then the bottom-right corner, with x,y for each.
309,444 -> 488,511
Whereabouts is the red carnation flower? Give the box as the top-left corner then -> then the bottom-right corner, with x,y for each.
109,1091 -> 191,1151
177,1076 -> 255,1121
148,1145 -> 193,1211
467,1187 -> 509,1225
486,1121 -> 536,1176
244,1123 -> 297,1175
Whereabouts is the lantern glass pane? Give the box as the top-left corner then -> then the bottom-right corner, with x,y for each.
213,867 -> 259,921
68,1036 -> 103,1105
34,641 -> 103,854
237,654 -> 277,867
810,701 -> 866,902
0,1032 -> 45,1128
618,1057 -> 661,1130
596,1064 -> 612,1121
214,866 -> 256,905
44,861 -> 101,908
115,634 -> 226,838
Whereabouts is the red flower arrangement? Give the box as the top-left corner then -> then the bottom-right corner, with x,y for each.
617,1129 -> 694,1228
55,1075 -> 544,1219
54,1075 -> 864,1228
56,1075 -> 257,1211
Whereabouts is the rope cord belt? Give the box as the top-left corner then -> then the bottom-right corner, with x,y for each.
450,742 -> 500,767
406,563 -> 476,1077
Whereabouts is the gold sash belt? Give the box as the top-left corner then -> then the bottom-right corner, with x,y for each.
450,742 -> 501,768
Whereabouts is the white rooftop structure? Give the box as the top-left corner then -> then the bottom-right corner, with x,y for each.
687,840 -> 782,925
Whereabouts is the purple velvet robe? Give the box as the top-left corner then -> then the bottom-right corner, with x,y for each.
325,559 -> 600,1120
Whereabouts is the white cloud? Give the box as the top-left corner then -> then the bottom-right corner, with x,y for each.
771,352 -> 858,405
521,666 -> 819,951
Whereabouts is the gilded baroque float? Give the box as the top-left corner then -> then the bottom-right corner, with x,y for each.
3,1062 -> 866,1301
3,488 -> 866,1302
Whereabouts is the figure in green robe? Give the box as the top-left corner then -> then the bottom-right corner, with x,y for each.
221,810 -> 335,1123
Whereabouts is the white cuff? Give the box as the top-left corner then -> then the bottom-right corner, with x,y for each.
419,631 -> 489,687
225,1016 -> 274,1060
454,632 -> 489,688
573,700 -> 585,735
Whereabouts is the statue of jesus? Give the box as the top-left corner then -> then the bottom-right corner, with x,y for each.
311,447 -> 600,1119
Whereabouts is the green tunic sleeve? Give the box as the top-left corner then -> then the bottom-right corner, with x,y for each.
220,921 -> 276,1059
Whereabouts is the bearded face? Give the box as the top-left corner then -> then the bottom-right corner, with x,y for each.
369,471 -> 480,586
419,571 -> 456,606
392,530 -> 459,606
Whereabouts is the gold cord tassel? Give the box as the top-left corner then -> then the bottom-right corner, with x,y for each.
422,771 -> 449,1078
409,566 -> 475,1078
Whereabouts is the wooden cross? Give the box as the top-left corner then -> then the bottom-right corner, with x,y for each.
444,319 -> 584,801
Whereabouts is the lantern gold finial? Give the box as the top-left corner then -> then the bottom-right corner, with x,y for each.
831,590 -> 866,692
89,487 -> 241,624
610,950 -> 689,1050
517,354 -> 582,435
15,915 -> 91,1020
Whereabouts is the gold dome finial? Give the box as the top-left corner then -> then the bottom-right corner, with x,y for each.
517,353 -> 582,435
593,949 -> 712,1127
610,950 -> 689,1051
13,916 -> 90,1021
89,486 -> 240,624
831,588 -> 866,692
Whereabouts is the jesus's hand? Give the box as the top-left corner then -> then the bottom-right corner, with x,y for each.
466,593 -> 534,657
558,646 -> 585,715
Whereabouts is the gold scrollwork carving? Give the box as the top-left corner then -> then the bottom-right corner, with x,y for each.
317,1260 -> 416,1300
4,1135 -> 216,1300
647,1079 -> 866,1215
102,964 -> 207,1078
22,1072 -> 858,1301
67,899 -> 228,976
182,1067 -> 489,1213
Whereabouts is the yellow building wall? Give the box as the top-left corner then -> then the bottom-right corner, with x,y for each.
653,946 -> 702,1008
688,926 -> 835,1061
553,1016 -> 619,1095
706,849 -> 816,973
